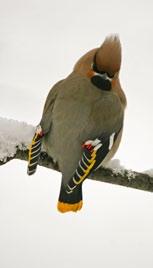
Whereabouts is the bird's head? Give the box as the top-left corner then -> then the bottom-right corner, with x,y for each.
87,35 -> 121,91
74,34 -> 126,108
74,35 -> 121,91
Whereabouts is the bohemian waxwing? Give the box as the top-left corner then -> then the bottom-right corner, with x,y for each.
27,35 -> 127,213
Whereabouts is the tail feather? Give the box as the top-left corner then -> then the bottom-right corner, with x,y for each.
57,183 -> 83,213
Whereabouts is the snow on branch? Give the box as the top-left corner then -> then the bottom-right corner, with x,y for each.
0,117 -> 35,161
0,117 -> 153,192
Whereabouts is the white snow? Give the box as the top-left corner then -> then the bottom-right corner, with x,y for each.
105,159 -> 125,175
125,169 -> 137,180
0,117 -> 150,182
0,117 -> 35,161
105,159 -> 125,170
105,159 -> 136,180
144,169 -> 153,177
0,118 -> 131,177
1,2 -> 153,268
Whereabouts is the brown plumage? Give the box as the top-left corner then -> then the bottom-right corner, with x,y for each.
96,35 -> 121,76
73,35 -> 127,166
74,35 -> 127,108
30,35 -> 127,213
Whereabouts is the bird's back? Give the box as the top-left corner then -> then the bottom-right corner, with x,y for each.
43,72 -> 123,173
28,34 -> 126,213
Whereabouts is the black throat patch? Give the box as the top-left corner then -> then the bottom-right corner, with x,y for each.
91,53 -> 113,91
91,75 -> 111,91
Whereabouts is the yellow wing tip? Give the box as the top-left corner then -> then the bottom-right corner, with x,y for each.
57,201 -> 83,213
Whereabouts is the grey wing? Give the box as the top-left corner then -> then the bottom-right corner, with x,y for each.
64,127 -> 123,194
59,91 -> 124,186
40,79 -> 64,134
27,79 -> 64,175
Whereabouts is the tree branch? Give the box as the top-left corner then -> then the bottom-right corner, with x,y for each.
1,147 -> 153,193
0,117 -> 152,192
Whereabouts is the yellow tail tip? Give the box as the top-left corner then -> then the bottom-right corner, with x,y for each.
57,201 -> 83,213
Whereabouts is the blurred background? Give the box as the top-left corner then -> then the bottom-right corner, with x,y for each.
0,1 -> 153,267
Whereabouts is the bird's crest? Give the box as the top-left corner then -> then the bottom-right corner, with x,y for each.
96,35 -> 121,77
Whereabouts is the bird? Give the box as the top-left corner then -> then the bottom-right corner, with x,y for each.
27,34 -> 127,213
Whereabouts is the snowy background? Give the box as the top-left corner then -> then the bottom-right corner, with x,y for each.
0,0 -> 153,267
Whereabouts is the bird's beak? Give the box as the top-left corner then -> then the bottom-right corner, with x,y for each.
87,69 -> 116,88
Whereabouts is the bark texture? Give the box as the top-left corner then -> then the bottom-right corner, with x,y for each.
1,148 -> 153,193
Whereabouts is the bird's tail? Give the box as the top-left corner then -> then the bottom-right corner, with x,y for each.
57,182 -> 83,213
